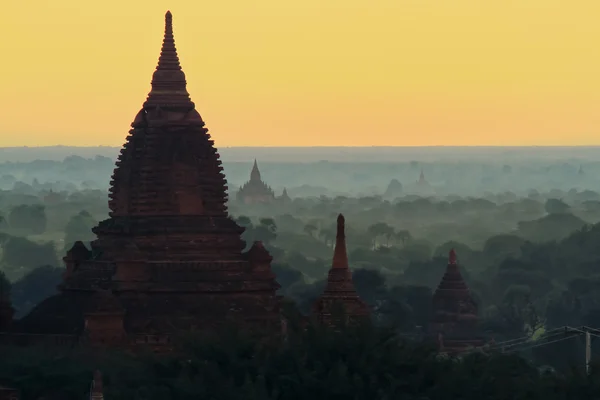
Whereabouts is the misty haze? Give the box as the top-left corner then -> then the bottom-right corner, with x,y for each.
1,2 -> 600,399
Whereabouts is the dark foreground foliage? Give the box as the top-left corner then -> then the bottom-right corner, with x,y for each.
1,323 -> 600,400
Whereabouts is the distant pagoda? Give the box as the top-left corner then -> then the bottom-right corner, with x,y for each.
313,214 -> 370,326
429,249 -> 483,354
236,160 -> 276,204
42,189 -> 63,205
412,168 -> 434,195
279,187 -> 291,204
4,11 -> 282,349
383,179 -> 403,199
417,168 -> 429,187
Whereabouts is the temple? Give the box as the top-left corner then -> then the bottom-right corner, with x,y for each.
429,249 -> 483,354
383,179 -> 403,199
279,188 -> 291,204
418,169 -> 427,185
313,214 -> 370,326
412,168 -> 434,195
42,189 -> 63,205
236,160 -> 276,204
0,11 -> 282,349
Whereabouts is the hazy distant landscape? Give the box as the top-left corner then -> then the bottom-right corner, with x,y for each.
2,0 -> 600,395
0,146 -> 598,198
1,145 -> 600,163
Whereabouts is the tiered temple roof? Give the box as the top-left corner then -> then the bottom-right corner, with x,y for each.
4,11 -> 282,348
418,169 -> 426,184
236,160 -> 276,204
279,188 -> 291,203
313,214 -> 369,326
430,249 -> 483,353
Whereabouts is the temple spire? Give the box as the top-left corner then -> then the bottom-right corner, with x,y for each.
313,214 -> 369,325
449,248 -> 457,265
250,159 -> 261,181
144,11 -> 193,109
430,249 -> 481,353
332,214 -> 349,269
419,168 -> 426,183
438,249 -> 466,287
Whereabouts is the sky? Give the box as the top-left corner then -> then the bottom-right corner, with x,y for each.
0,0 -> 599,147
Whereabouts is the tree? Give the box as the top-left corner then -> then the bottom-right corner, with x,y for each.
63,210 -> 97,252
236,215 -> 252,228
544,198 -> 570,215
517,214 -> 587,243
484,285 -> 544,338
251,218 -> 277,245
1,236 -> 59,279
303,223 -> 318,238
493,258 -> 554,301
271,263 -> 304,292
318,227 -> 336,248
483,234 -> 526,263
10,265 -> 63,318
8,204 -> 47,236
2,320 -> 591,399
394,229 -> 412,247
367,222 -> 394,249
274,214 -> 304,233
352,268 -> 387,306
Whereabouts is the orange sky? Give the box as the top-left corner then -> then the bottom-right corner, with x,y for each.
0,0 -> 599,147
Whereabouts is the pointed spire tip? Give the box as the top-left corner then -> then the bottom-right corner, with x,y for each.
143,9 -> 193,108
336,214 -> 345,237
165,11 -> 173,28
449,249 -> 457,264
332,214 -> 348,269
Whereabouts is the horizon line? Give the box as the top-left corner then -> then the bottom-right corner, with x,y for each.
3,145 -> 600,149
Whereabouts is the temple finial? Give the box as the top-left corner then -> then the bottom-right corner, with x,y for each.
336,214 -> 345,237
143,11 -> 193,109
332,214 -> 348,269
250,159 -> 261,181
449,249 -> 457,265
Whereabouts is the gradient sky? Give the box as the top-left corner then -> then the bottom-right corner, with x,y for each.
1,0 -> 599,147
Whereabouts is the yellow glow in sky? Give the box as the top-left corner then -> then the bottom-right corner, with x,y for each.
0,0 -> 599,147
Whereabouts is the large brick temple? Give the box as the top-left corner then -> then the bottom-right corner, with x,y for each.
0,11 -> 284,348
